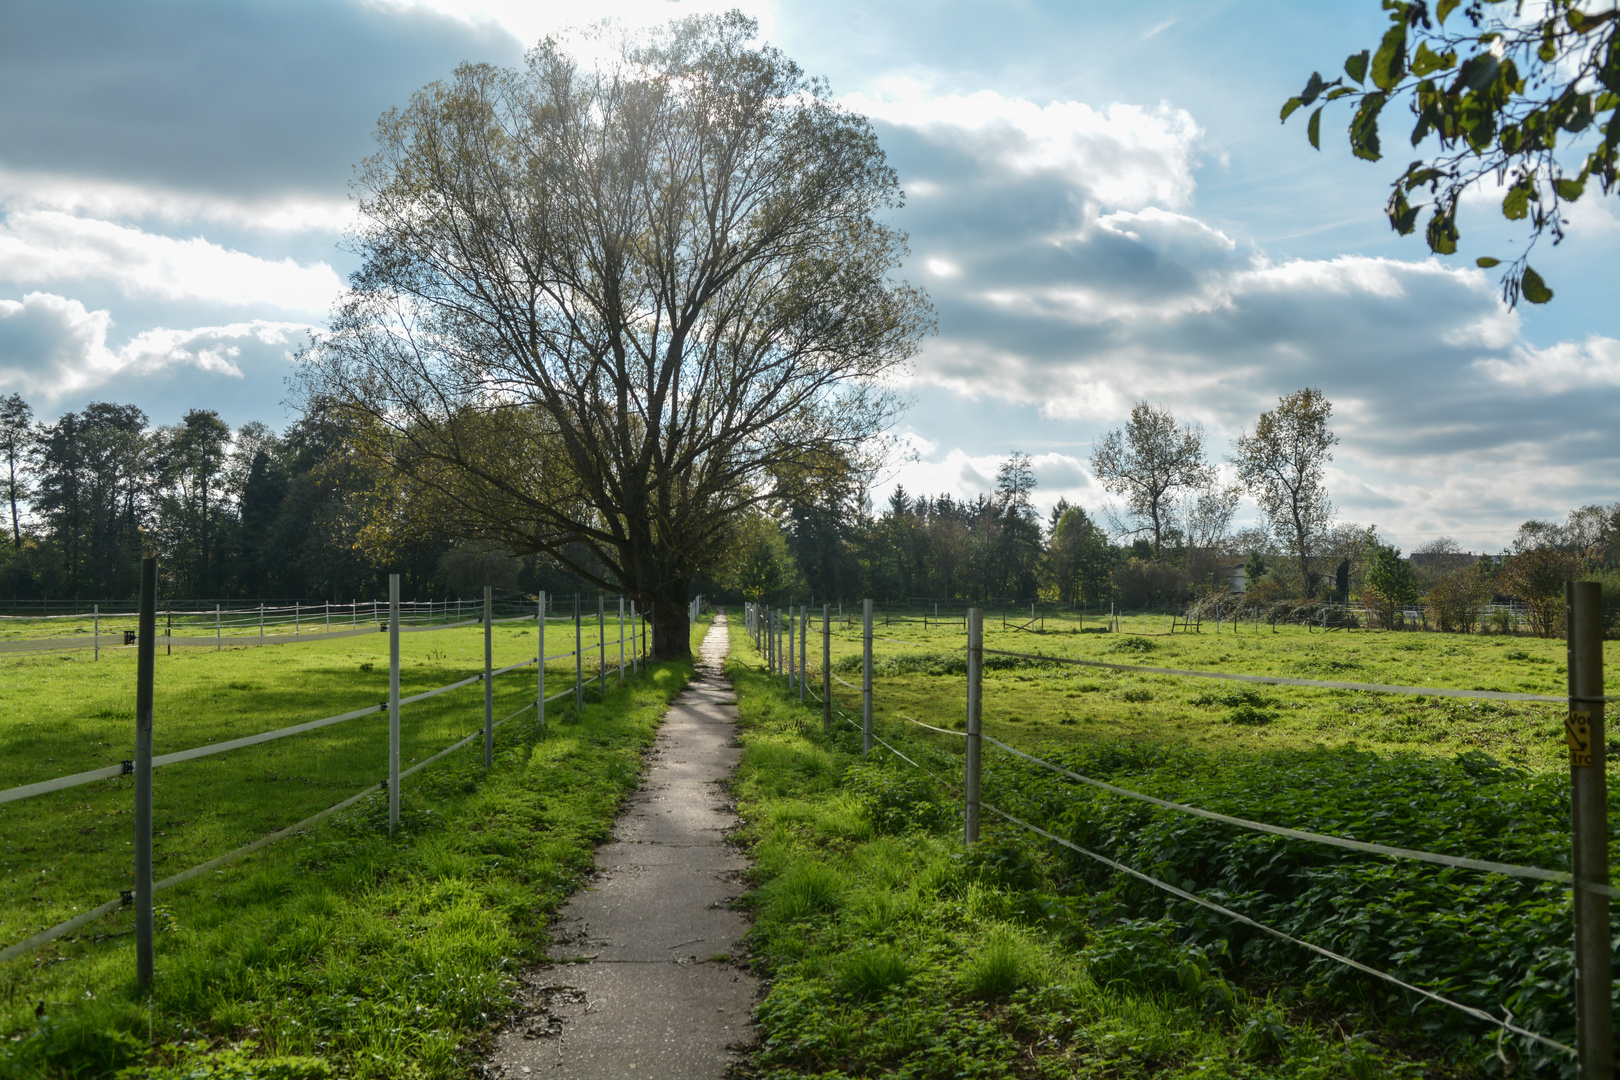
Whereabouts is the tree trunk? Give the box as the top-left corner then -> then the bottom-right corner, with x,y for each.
650,580 -> 693,663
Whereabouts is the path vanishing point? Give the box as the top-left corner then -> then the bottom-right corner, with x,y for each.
489,613 -> 759,1078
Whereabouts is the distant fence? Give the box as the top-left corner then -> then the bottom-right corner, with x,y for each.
743,592 -> 1615,1075
0,577 -> 657,986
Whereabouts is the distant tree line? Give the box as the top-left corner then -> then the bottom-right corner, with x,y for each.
0,393 -> 605,604
712,388 -> 1619,638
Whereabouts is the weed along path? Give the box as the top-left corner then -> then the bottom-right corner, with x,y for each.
489,613 -> 757,1078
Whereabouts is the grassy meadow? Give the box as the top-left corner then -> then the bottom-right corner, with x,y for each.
729,612 -> 1619,1079
0,617 -> 700,1079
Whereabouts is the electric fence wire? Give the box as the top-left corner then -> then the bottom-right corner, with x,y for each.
786,646 -> 1586,1058
0,682 -> 580,964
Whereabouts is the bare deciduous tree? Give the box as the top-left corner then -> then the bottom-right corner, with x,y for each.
296,14 -> 931,658
1233,388 -> 1337,597
1089,402 -> 1213,555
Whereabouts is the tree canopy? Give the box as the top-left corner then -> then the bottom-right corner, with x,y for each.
1284,0 -> 1619,306
296,14 -> 931,658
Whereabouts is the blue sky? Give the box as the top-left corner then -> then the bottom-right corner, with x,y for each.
0,0 -> 1614,551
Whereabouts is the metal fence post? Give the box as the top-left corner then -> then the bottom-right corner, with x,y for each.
630,601 -> 638,677
93,603 -> 99,661
259,603 -> 264,644
787,606 -> 796,691
597,594 -> 606,696
618,596 -> 625,685
538,591 -> 546,732
574,594 -> 583,713
215,603 -> 221,651
822,603 -> 831,733
483,585 -> 494,768
965,607 -> 982,845
799,604 -> 807,704
862,598 -> 873,757
1567,581 -> 1612,1077
389,574 -> 400,837
134,556 -> 157,990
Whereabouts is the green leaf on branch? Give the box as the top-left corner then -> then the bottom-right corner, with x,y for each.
1345,50 -> 1370,84
1308,106 -> 1323,149
1371,23 -> 1407,91
1386,190 -> 1420,234
1404,167 -> 1444,189
1281,97 -> 1305,122
1426,208 -> 1458,254
1521,266 -> 1553,303
1300,70 -> 1327,105
1411,42 -> 1456,76
1437,0 -> 1462,24
1350,93 -> 1387,160
1502,179 -> 1533,220
1555,177 -> 1585,199
1326,86 -> 1355,100
1475,256 -> 1501,267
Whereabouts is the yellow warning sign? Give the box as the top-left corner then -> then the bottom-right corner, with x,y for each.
1566,709 -> 1594,767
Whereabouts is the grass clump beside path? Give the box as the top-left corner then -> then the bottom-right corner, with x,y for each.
0,619 -> 708,1079
726,618 -> 1609,1079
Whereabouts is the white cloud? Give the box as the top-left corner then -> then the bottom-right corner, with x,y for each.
0,168 -> 353,235
0,210 -> 344,312
366,0 -> 780,61
847,89 -> 1203,211
0,291 -> 314,399
1474,335 -> 1620,392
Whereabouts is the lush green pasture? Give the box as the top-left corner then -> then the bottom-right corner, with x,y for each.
779,609 -> 1617,772
0,619 -> 701,1079
731,616 -> 1618,1078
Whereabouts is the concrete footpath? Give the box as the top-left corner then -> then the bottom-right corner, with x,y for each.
487,614 -> 759,1078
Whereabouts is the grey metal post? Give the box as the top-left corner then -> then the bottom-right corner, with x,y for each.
787,606 -> 795,690
538,591 -> 546,732
93,604 -> 99,661
388,574 -> 401,837
259,603 -> 264,643
483,585 -> 494,768
598,594 -> 606,695
295,601 -> 300,636
618,596 -> 625,685
965,607 -> 983,845
134,556 -> 157,990
822,603 -> 831,733
215,603 -> 221,651
862,599 -> 873,757
575,594 -> 583,713
1567,581 -> 1612,1077
799,604 -> 807,704
630,601 -> 639,677
768,609 -> 775,673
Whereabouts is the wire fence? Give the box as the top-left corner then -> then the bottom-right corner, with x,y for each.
0,585 -> 658,973
741,594 -> 1615,1071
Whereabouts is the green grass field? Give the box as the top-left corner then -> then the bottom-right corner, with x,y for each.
782,609 -> 1616,772
730,612 -> 1619,1079
0,616 -> 698,1080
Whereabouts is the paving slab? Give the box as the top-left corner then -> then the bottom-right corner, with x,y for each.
488,614 -> 758,1079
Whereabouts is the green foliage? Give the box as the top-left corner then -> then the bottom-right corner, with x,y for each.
1284,0 -> 1620,306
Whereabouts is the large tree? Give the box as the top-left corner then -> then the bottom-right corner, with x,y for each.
1233,388 -> 1338,598
1283,0 -> 1619,306
156,409 -> 232,596
1089,402 -> 1214,556
297,14 -> 930,659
